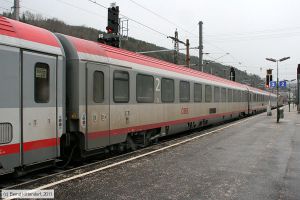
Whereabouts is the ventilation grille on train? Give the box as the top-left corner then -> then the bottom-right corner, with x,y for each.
0,123 -> 13,144
0,16 -> 15,34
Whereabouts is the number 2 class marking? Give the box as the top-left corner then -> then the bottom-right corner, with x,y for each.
155,78 -> 161,92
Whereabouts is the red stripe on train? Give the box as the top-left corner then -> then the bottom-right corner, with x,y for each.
23,138 -> 59,152
0,138 -> 59,156
0,143 -> 19,156
88,109 -> 249,139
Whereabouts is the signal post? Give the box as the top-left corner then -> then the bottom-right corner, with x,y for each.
266,69 -> 273,116
98,3 -> 120,48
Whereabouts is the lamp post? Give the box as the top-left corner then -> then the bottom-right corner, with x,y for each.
265,57 -> 290,123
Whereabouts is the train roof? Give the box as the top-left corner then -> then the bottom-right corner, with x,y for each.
61,34 -> 252,90
0,16 -> 63,55
64,34 -> 274,96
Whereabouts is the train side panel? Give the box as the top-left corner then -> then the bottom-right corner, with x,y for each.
0,17 -> 65,175
0,45 -> 21,174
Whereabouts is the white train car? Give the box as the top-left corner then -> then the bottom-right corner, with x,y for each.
0,17 -> 277,175
55,34 -> 265,155
0,16 -> 65,175
248,86 -> 272,114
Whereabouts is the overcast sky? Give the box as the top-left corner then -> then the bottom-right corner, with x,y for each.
1,0 -> 299,81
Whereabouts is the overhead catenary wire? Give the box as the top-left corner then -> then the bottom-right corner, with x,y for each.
0,0 -> 12,11
56,0 -> 106,19
206,33 -> 300,43
204,26 -> 300,38
123,4 -> 245,64
0,0 -> 55,19
87,0 -> 169,38
127,0 -> 198,38
0,5 -> 10,11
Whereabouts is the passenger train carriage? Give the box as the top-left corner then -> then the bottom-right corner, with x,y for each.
0,16 -> 277,175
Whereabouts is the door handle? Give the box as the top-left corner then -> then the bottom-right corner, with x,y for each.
125,111 -> 130,124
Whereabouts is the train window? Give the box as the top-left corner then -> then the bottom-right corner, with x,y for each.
93,71 -> 104,103
113,71 -> 129,103
221,88 -> 227,102
161,78 -> 174,103
228,89 -> 233,102
180,81 -> 190,102
214,87 -> 220,102
194,83 -> 202,102
136,74 -> 154,103
205,85 -> 212,102
34,63 -> 49,103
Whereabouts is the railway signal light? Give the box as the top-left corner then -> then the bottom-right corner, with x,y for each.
98,4 -> 120,48
106,5 -> 119,34
230,67 -> 235,81
266,69 -> 273,88
266,74 -> 270,88
106,27 -> 113,34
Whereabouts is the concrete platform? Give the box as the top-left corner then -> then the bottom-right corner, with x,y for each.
42,107 -> 300,199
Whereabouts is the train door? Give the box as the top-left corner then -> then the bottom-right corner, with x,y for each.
22,51 -> 58,165
86,62 -> 110,149
110,69 -> 131,145
249,92 -> 253,114
247,90 -> 250,114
